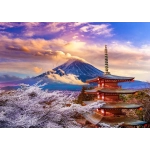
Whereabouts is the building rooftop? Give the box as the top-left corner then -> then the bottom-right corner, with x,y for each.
83,113 -> 147,126
83,101 -> 142,109
83,113 -> 103,125
86,74 -> 134,83
99,116 -> 147,126
85,88 -> 137,94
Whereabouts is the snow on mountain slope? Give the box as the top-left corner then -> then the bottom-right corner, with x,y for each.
53,59 -> 103,76
35,59 -> 104,82
52,59 -> 103,82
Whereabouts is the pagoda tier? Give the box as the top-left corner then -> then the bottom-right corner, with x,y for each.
86,74 -> 134,83
85,87 -> 137,102
83,100 -> 144,125
85,88 -> 137,94
83,113 -> 147,127
83,101 -> 142,109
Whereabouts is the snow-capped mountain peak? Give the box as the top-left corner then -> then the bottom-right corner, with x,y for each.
35,58 -> 103,81
64,58 -> 88,67
52,58 -> 104,81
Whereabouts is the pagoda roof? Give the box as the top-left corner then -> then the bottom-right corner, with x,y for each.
83,101 -> 142,109
86,74 -> 134,83
83,113 -> 103,125
83,113 -> 147,126
83,100 -> 104,105
99,116 -> 147,126
85,88 -> 137,94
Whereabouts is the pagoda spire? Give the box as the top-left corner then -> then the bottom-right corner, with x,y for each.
104,45 -> 110,75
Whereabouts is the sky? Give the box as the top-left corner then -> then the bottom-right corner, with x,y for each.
0,22 -> 150,82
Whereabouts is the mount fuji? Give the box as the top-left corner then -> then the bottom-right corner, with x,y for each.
36,59 -> 104,82
0,59 -> 149,91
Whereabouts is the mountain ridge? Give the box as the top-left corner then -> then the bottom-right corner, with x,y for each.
36,59 -> 104,82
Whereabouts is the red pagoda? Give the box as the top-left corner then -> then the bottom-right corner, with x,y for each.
83,45 -> 147,127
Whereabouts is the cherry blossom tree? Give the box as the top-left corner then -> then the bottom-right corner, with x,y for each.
0,82 -> 106,128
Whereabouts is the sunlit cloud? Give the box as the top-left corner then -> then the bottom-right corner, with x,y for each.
47,74 -> 87,85
6,45 -> 30,53
33,67 -> 43,74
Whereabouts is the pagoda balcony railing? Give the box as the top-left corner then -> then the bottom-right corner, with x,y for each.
104,85 -> 122,89
95,85 -> 122,89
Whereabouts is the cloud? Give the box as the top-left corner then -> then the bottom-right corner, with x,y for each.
6,45 -> 30,53
72,35 -> 78,39
47,74 -> 87,85
80,24 -> 113,37
73,22 -> 88,27
33,67 -> 43,74
45,22 -> 65,33
23,22 -> 41,28
22,22 -> 66,37
0,22 -> 114,39
0,31 -> 13,37
0,27 -> 6,30
21,46 -> 30,53
0,74 -> 22,83
35,52 -> 44,56
0,36 -> 87,76
0,22 -> 114,46
0,22 -> 40,29
0,61 -> 46,77
0,22 -> 20,28
32,23 -> 113,38
1,35 -> 150,77
80,26 -> 88,32
0,25 -> 150,81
